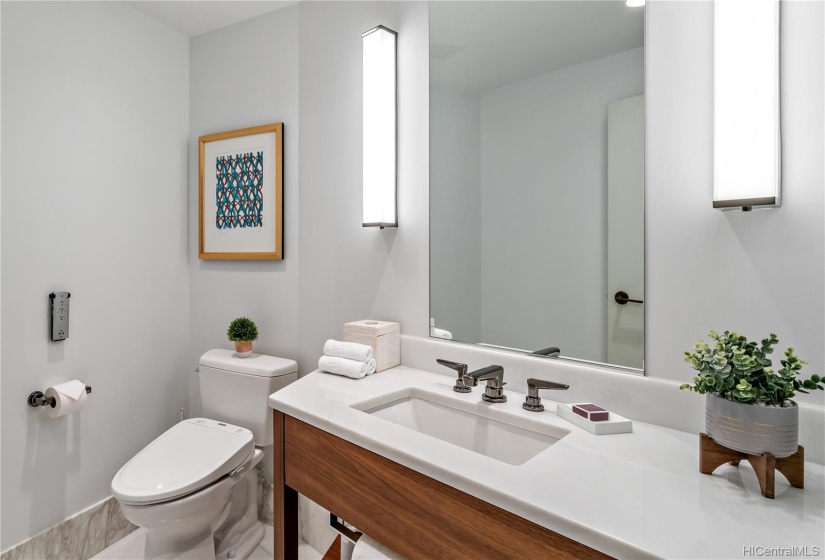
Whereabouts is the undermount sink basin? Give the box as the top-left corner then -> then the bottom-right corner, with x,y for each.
353,389 -> 569,466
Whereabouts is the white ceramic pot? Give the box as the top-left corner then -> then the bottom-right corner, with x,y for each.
705,393 -> 798,458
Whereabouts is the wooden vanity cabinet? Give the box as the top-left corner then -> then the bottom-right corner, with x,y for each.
273,411 -> 611,560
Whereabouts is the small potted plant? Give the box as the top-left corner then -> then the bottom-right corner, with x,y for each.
227,317 -> 259,358
680,330 -> 823,458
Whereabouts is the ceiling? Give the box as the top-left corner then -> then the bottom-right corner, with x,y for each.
125,1 -> 298,37
125,1 -> 643,90
430,1 -> 644,93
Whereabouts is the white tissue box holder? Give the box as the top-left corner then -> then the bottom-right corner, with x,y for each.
556,403 -> 633,435
343,320 -> 400,373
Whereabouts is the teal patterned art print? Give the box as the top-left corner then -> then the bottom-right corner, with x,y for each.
199,123 -> 283,260
215,151 -> 264,229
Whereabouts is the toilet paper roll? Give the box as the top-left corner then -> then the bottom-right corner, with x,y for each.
44,380 -> 88,418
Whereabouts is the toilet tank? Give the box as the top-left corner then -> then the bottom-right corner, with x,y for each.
198,349 -> 297,446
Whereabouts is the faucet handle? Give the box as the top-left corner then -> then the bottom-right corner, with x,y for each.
436,359 -> 471,393
529,346 -> 561,358
523,378 -> 569,412
436,359 -> 467,375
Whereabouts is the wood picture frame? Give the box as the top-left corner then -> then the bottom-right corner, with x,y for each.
199,123 -> 283,260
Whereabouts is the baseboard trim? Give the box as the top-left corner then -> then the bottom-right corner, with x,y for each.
0,496 -> 135,560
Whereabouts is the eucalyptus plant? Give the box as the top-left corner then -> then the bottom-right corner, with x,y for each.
679,330 -> 823,406
227,317 -> 259,342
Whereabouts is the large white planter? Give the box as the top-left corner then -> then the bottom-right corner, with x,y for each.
705,394 -> 799,458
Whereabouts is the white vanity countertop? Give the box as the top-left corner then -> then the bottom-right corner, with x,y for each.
269,367 -> 825,559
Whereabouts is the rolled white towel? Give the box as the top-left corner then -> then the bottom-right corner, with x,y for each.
431,327 -> 452,340
324,339 -> 374,362
366,358 -> 377,375
352,535 -> 405,560
318,355 -> 368,379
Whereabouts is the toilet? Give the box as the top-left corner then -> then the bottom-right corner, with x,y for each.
111,350 -> 297,560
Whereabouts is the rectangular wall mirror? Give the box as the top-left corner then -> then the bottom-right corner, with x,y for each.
429,1 -> 645,374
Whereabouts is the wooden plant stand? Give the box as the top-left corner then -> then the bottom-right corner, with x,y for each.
699,433 -> 805,499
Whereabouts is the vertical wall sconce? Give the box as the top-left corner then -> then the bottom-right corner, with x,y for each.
362,25 -> 398,228
714,0 -> 781,211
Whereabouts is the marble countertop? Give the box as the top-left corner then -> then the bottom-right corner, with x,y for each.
269,366 -> 825,559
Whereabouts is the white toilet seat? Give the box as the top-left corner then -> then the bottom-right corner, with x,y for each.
112,418 -> 254,505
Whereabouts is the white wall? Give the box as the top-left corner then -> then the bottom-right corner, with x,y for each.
429,85 -> 481,343
187,6 -> 301,414
646,1 -> 824,406
186,0 -> 429,384
0,1 -> 190,549
479,48 -> 643,359
297,0 -> 430,377
2,0 -> 429,549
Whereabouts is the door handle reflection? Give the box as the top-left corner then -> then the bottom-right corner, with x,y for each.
614,291 -> 643,305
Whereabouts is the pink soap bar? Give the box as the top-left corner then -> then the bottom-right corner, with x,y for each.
572,403 -> 609,422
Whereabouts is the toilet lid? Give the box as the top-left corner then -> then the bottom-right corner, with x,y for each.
112,418 -> 254,505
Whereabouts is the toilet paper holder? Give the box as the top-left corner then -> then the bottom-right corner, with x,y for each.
28,385 -> 92,408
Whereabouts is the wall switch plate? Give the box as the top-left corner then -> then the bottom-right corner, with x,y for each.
50,292 -> 70,341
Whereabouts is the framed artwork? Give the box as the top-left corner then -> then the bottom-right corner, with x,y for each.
199,123 -> 283,260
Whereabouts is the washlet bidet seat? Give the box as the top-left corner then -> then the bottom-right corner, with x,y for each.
111,349 -> 298,560
112,419 -> 256,560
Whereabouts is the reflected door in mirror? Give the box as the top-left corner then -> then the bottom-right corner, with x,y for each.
607,94 -> 644,369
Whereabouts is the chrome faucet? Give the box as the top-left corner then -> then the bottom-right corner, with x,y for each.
463,365 -> 507,403
522,378 -> 569,412
436,359 -> 471,393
